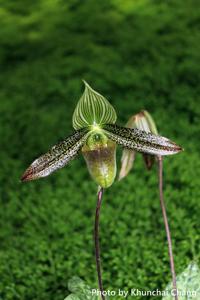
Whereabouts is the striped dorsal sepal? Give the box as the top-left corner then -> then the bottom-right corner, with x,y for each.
72,81 -> 117,130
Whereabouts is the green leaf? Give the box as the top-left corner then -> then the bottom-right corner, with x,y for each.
103,124 -> 182,156
65,294 -> 80,300
72,81 -> 117,130
64,277 -> 107,300
21,129 -> 89,181
68,277 -> 91,295
162,262 -> 200,299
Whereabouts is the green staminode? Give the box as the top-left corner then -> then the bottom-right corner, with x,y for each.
72,81 -> 117,130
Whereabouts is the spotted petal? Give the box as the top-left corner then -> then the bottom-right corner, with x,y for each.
103,124 -> 182,156
72,81 -> 117,130
21,129 -> 88,181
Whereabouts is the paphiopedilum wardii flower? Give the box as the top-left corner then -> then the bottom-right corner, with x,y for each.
21,81 -> 182,300
119,110 -> 159,180
118,110 -> 180,300
21,81 -> 182,187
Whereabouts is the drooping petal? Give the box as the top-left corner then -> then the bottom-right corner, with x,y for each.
72,81 -> 117,130
118,149 -> 136,181
21,129 -> 89,181
103,124 -> 182,156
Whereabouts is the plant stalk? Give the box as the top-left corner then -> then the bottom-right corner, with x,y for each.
158,156 -> 178,300
94,187 -> 105,300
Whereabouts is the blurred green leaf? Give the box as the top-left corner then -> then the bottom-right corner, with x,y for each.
65,294 -> 80,300
64,277 -> 106,300
163,263 -> 200,300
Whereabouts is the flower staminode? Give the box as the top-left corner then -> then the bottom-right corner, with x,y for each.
90,124 -> 102,132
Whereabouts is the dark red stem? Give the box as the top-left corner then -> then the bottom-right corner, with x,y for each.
158,156 -> 178,300
94,187 -> 105,300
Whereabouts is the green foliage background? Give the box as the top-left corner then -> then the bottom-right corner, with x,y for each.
0,0 -> 199,299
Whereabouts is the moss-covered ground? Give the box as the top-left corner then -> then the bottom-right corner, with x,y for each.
0,0 -> 200,299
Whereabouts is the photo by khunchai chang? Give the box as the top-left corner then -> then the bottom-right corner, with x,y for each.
64,263 -> 200,300
21,81 -> 182,300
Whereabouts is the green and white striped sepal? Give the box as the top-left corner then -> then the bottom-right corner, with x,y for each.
72,81 -> 117,130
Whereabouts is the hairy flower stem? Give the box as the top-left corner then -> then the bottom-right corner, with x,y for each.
94,187 -> 105,300
158,156 -> 178,300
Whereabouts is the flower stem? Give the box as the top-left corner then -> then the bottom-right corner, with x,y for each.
94,187 -> 105,300
158,156 -> 178,300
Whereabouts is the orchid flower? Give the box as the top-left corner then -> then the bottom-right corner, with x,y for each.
21,81 -> 182,300
119,110 -> 181,300
119,110 -> 158,180
21,82 -> 181,185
